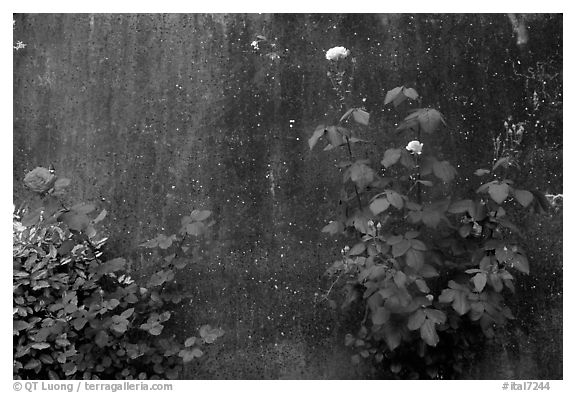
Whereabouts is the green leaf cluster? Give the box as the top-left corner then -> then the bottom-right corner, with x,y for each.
14,172 -> 223,380
310,84 -> 538,379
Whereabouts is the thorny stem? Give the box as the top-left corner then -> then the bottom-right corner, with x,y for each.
416,128 -> 422,205
329,59 -> 362,211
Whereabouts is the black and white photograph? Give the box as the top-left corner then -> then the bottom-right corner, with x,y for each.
11,8 -> 564,385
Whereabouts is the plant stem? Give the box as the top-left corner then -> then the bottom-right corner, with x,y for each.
345,136 -> 363,210
416,128 -> 422,204
173,233 -> 188,260
324,270 -> 344,301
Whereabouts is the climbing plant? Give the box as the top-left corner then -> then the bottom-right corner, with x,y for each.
310,47 -> 548,379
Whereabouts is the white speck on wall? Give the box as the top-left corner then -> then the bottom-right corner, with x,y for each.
268,164 -> 275,199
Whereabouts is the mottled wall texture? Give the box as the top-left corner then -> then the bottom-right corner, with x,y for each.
13,14 -> 562,379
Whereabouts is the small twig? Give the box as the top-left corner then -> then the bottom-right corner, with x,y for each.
416,129 -> 422,204
324,270 -> 344,300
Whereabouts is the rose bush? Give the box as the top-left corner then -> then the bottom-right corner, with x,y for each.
14,169 -> 223,379
309,46 -> 544,379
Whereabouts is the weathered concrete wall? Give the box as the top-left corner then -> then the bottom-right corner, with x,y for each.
13,14 -> 562,379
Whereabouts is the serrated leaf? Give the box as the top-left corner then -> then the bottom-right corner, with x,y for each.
94,331 -> 109,348
24,359 -> 41,370
308,125 -> 326,150
493,156 -> 511,171
189,210 -> 212,221
432,160 -> 457,182
407,309 -> 426,330
425,308 -> 447,324
344,334 -> 355,346
488,182 -> 510,204
120,308 -> 135,319
369,198 -> 389,216
321,220 -> 344,235
513,189 -> 534,207
348,137 -> 368,144
21,207 -> 42,227
72,316 -> 87,330
158,234 -> 177,249
349,162 -> 375,189
404,230 -> 420,239
438,288 -> 454,303
386,190 -> 404,209
510,253 -> 530,274
452,290 -> 470,315
386,234 -> 404,245
410,239 -> 427,251
111,322 -> 128,334
399,148 -> 416,169
326,126 -> 345,147
372,306 -> 390,325
186,222 -> 206,236
199,325 -> 225,343
420,264 -> 439,278
71,203 -> 96,214
60,211 -> 90,231
472,273 -> 487,292
93,209 -> 108,224
421,209 -> 442,229
14,320 -> 30,331
394,270 -> 407,288
178,348 -> 203,362
458,224 -> 472,238
31,342 -> 51,349
474,169 -> 491,176
383,325 -> 402,351
415,279 -> 430,293
405,249 -> 425,270
94,258 -> 126,275
147,325 -> 164,336
404,87 -> 419,100
384,86 -> 405,106
448,199 -> 475,215
392,239 -> 411,257
418,108 -> 446,134
348,242 -> 366,256
350,209 -> 374,234
397,111 -> 420,133
420,319 -> 440,346
352,109 -> 370,126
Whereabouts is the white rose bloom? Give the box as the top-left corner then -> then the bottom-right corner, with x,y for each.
406,140 -> 424,155
325,46 -> 350,61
